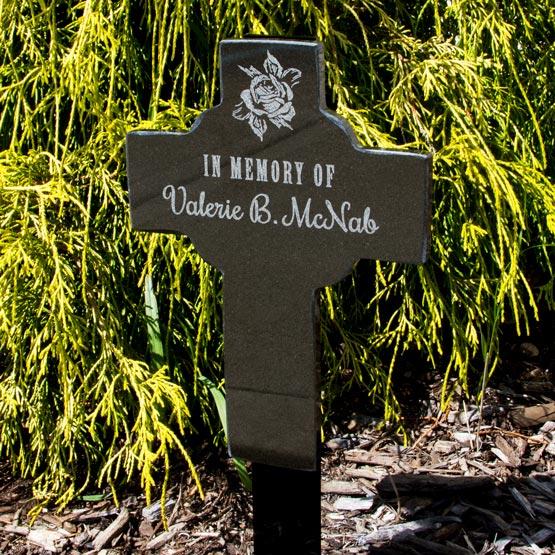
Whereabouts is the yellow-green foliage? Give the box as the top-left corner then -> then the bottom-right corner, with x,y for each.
1,1 -> 553,506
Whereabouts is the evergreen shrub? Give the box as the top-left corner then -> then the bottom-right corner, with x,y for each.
0,0 -> 553,506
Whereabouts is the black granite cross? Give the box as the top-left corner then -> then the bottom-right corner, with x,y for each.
127,38 -> 431,553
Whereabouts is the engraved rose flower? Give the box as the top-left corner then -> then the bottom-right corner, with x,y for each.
232,51 -> 302,141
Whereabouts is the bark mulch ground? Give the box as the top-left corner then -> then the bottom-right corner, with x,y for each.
1,328 -> 554,554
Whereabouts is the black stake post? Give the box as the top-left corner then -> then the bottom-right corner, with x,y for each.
253,462 -> 321,554
125,38 -> 431,554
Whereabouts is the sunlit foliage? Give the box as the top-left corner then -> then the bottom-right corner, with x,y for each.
0,0 -> 553,507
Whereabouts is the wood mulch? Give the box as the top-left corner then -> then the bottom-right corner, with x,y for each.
1,333 -> 553,554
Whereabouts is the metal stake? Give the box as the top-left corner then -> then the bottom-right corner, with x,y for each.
253,460 -> 321,554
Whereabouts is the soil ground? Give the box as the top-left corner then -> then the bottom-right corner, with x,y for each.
1,315 -> 554,554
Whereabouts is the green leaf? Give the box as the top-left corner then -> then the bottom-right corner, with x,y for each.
144,274 -> 165,370
199,375 -> 251,490
78,493 -> 109,502
199,375 -> 228,437
232,458 -> 252,492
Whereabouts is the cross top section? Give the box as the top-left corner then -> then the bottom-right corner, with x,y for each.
127,39 -> 431,289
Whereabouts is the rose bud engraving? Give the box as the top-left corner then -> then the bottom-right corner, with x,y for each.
232,51 -> 302,141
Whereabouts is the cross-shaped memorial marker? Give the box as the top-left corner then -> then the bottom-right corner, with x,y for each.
127,38 -> 431,554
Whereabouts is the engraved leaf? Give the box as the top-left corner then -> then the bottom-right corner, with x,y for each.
263,50 -> 283,78
249,115 -> 267,141
232,102 -> 251,121
238,64 -> 262,78
282,67 -> 301,86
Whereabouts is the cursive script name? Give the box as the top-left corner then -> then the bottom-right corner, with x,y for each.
162,185 -> 244,221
